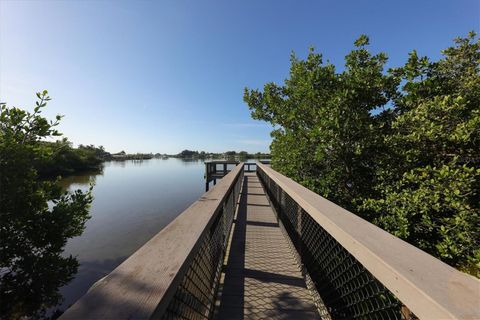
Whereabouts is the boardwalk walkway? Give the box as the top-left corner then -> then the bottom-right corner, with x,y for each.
215,173 -> 319,319
59,164 -> 480,320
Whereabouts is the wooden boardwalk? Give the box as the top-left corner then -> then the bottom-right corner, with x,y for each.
215,173 -> 319,319
59,163 -> 480,320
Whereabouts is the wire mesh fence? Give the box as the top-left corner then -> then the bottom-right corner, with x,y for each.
161,168 -> 244,320
257,165 -> 415,320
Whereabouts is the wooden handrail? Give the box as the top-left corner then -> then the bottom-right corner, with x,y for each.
256,161 -> 480,320
60,163 -> 245,320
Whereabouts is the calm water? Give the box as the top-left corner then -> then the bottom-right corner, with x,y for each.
58,158 -> 208,310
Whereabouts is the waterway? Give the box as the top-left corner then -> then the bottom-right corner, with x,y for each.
57,158 -> 208,311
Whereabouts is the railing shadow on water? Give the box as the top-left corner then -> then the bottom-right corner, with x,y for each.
57,256 -> 129,312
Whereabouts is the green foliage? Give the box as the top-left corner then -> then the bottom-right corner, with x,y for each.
174,150 -> 270,160
245,33 -> 480,276
238,151 -> 249,160
0,91 -> 93,318
178,149 -> 202,158
362,163 -> 479,273
363,32 -> 480,276
245,35 -> 397,209
35,139 -> 105,178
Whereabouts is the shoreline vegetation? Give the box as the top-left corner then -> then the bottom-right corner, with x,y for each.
39,142 -> 271,179
1,94 -> 271,319
172,149 -> 271,160
111,149 -> 271,161
1,91 -> 94,319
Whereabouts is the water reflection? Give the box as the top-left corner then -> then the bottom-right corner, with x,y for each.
56,256 -> 127,315
1,239 -> 80,319
58,169 -> 103,190
131,159 -> 147,166
56,158 -> 207,312
7,158 -> 257,317
179,158 -> 202,165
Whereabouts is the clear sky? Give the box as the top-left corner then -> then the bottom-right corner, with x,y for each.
1,0 -> 478,153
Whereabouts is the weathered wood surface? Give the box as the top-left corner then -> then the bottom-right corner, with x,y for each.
256,162 -> 480,320
59,163 -> 244,320
215,173 -> 319,319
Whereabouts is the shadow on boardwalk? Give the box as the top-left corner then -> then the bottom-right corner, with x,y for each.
215,174 -> 319,320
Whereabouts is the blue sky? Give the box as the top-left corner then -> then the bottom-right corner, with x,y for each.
1,0 -> 478,153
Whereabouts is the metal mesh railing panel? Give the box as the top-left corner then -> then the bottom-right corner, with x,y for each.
257,166 -> 408,320
162,170 -> 244,320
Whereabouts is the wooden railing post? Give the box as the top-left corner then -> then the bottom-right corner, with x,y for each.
296,205 -> 302,258
205,163 -> 210,191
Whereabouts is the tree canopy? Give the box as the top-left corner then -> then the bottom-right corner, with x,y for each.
0,91 -> 93,318
244,33 -> 480,277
